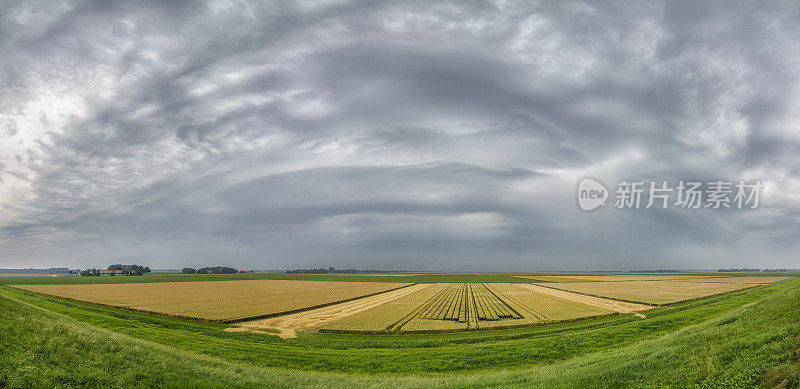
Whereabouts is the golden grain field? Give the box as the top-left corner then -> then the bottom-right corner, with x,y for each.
484,283 -> 615,326
238,283 -> 433,336
13,280 -> 411,321
323,283 -> 629,333
662,276 -> 790,284
537,280 -> 771,305
16,277 -> 778,334
322,283 -> 448,332
516,275 -> 716,282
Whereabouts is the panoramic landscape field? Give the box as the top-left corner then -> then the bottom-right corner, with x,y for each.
4,0 -> 800,387
2,272 -> 799,387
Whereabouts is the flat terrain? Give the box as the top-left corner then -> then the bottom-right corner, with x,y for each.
13,276 -> 785,334
240,283 -> 432,337
2,277 -> 798,387
663,276 -> 791,284
0,273 -> 552,285
322,283 -> 450,333
511,283 -> 650,313
0,273 -> 58,277
12,279 -> 411,321
322,283 -> 646,333
3,272 -> 793,286
537,279 -> 779,305
517,275 -> 717,282
475,283 -> 617,329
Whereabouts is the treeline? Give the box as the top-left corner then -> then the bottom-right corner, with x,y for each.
70,264 -> 151,276
286,267 -> 408,274
181,266 -> 239,274
718,268 -> 789,272
108,264 -> 151,274
0,268 -> 69,274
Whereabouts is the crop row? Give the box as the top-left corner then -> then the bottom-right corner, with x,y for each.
471,283 -> 521,320
414,283 -> 522,324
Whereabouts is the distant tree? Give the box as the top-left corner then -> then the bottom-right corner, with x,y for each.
105,264 -> 151,275
182,268 -> 196,274
196,266 -> 238,274
81,268 -> 100,276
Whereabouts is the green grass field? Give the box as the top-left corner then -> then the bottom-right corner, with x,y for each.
2,276 -> 799,387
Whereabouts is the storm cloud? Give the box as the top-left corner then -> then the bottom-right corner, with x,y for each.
1,0 -> 799,271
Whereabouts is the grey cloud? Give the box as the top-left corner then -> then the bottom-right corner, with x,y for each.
0,0 -> 798,270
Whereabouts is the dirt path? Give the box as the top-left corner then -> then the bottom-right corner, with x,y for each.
518,284 -> 651,313
237,283 -> 432,337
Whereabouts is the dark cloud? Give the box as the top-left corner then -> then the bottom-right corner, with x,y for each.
1,0 -> 798,270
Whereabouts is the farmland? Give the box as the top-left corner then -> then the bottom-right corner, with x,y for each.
513,283 -> 650,313
1,272 -> 790,286
515,274 -> 718,282
319,282 -> 647,333
537,279 -> 781,305
1,276 -> 799,388
0,272 -> 545,286
1,273 -> 798,388
11,280 -> 412,322
240,283 -> 433,337
664,276 -> 791,284
9,276 -> 788,334
322,283 -> 449,333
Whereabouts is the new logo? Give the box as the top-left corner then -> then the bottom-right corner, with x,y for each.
577,178 -> 608,211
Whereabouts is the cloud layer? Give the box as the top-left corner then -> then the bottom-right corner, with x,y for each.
1,0 -> 799,270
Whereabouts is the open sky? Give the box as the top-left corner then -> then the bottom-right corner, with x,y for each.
1,0 -> 799,271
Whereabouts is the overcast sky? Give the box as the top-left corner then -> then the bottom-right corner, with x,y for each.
1,0 -> 799,271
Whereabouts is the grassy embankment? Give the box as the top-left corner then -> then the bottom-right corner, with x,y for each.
1,277 -> 798,387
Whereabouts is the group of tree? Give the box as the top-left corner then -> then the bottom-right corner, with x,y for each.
74,264 -> 151,276
718,268 -> 788,272
108,264 -> 151,274
181,266 -> 238,274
